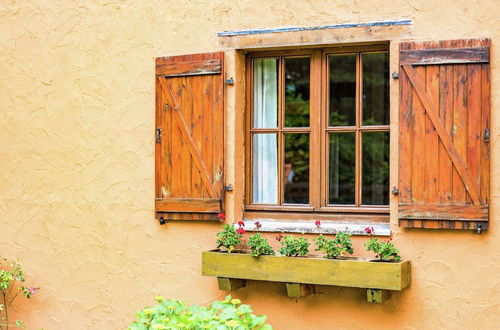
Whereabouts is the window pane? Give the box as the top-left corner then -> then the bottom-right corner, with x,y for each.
362,132 -> 389,205
285,57 -> 310,127
328,133 -> 355,204
253,58 -> 278,128
329,54 -> 356,126
252,133 -> 278,204
284,133 -> 309,204
362,52 -> 389,125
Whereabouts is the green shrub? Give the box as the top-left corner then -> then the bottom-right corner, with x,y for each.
278,236 -> 310,257
314,232 -> 354,259
247,234 -> 274,257
0,257 -> 39,329
128,295 -> 272,330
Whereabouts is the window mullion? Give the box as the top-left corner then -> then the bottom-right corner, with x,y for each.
309,50 -> 322,210
355,52 -> 362,207
278,56 -> 284,206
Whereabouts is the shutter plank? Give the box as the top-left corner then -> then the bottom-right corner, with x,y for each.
400,47 -> 489,65
452,64 -> 468,204
467,64 -> 482,193
438,64 -> 453,204
156,59 -> 222,77
399,204 -> 487,221
398,53 -> 413,204
191,74 -> 203,198
480,62 -> 490,204
156,198 -> 222,213
424,63 -> 440,203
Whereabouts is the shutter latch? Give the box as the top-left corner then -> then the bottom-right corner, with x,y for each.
391,187 -> 399,195
392,72 -> 399,79
484,129 -> 490,143
155,128 -> 162,144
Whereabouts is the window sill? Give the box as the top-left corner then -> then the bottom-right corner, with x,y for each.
235,219 -> 391,236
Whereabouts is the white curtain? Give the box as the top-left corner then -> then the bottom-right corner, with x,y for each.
253,59 -> 277,128
253,134 -> 278,204
252,59 -> 278,204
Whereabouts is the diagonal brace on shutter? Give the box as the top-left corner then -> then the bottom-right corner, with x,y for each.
157,77 -> 218,199
401,64 -> 482,205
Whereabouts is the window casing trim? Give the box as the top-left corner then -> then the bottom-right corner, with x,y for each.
244,44 -> 391,216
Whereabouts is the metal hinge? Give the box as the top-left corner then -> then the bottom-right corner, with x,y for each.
392,72 -> 399,79
225,77 -> 234,85
484,129 -> 490,143
155,128 -> 162,143
391,187 -> 399,195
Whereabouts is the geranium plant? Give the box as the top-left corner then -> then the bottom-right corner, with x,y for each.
364,238 -> 401,261
314,231 -> 353,259
278,236 -> 310,257
0,257 -> 39,329
247,233 -> 274,257
128,295 -> 272,330
216,224 -> 243,253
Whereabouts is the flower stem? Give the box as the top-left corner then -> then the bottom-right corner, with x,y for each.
2,291 -> 8,330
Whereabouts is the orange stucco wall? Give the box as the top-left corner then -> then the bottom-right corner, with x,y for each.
0,1 -> 499,329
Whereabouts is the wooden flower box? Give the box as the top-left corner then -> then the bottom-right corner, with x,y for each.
201,250 -> 411,303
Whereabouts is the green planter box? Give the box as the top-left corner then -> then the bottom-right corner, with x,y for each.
202,250 -> 411,302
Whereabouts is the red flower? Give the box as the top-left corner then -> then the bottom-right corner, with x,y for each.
217,213 -> 225,219
315,220 -> 321,228
237,227 -> 246,235
364,227 -> 375,235
237,220 -> 245,227
275,234 -> 283,242
254,221 -> 262,229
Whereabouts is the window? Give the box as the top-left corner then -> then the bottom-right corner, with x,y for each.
245,45 -> 390,216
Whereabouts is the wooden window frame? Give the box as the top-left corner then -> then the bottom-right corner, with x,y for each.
244,44 -> 390,218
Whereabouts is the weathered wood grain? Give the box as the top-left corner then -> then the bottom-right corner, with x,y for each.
402,64 -> 481,205
155,198 -> 222,213
155,52 -> 225,219
399,204 -> 488,221
398,39 -> 490,229
156,59 -> 222,77
400,47 -> 489,65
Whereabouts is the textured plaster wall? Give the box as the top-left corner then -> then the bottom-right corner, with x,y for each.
0,0 -> 499,329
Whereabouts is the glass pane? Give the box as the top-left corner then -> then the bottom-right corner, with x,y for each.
362,132 -> 389,205
284,134 -> 309,204
328,133 -> 355,204
329,54 -> 356,126
252,134 -> 278,204
362,52 -> 389,125
253,58 -> 278,128
285,57 -> 310,127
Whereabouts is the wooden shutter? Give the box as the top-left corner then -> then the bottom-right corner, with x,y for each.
155,52 -> 224,220
398,39 -> 490,230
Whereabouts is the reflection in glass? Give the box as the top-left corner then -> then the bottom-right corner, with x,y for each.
329,133 -> 355,204
284,134 -> 309,204
285,57 -> 310,127
362,132 -> 389,205
329,54 -> 356,126
252,134 -> 278,204
253,58 -> 278,128
362,52 -> 389,125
